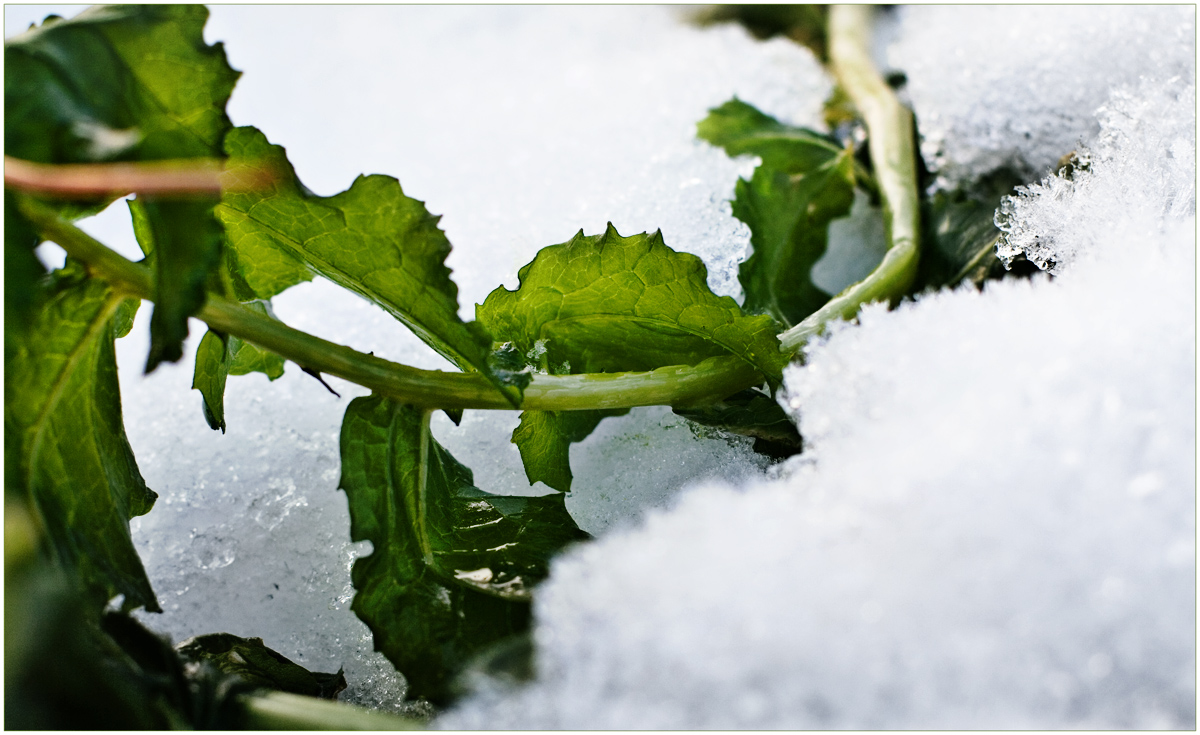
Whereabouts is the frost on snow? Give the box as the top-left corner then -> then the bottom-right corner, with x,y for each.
886,5 -> 1196,191
996,77 -> 1197,273
439,16 -> 1196,734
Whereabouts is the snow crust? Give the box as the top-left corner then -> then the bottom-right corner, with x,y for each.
887,5 -> 1196,192
439,18 -> 1197,733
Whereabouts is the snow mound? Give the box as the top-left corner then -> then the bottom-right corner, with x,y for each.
887,5 -> 1196,191
437,74 -> 1196,732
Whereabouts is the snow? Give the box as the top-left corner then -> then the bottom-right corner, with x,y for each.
886,5 -> 1196,192
8,5 -> 1195,727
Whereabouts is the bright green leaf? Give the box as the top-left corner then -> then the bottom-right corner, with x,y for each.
340,396 -> 588,703
699,99 -> 858,328
217,126 -> 520,405
4,262 -> 159,612
478,223 -> 787,379
511,409 -> 628,492
478,223 -> 786,490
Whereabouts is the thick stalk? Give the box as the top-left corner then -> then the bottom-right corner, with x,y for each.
778,5 -> 920,354
238,691 -> 422,731
18,196 -> 763,410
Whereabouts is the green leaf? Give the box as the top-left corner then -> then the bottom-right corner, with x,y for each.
176,633 -> 346,700
132,194 -> 226,362
135,199 -> 223,371
698,98 -> 845,174
192,302 -> 286,433
511,408 -> 628,492
916,169 -> 1026,290
478,223 -> 785,490
5,561 -> 186,729
4,261 -> 159,612
4,5 -> 238,165
5,190 -> 47,336
339,396 -> 588,703
478,223 -> 787,380
699,99 -> 858,328
6,5 -> 239,370
674,387 -> 803,459
692,5 -> 830,62
217,126 -> 520,405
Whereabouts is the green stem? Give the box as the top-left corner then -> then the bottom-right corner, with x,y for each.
238,691 -> 423,731
18,196 -> 762,410
778,4 -> 920,354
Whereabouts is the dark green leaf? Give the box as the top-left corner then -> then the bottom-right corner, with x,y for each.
218,126 -> 520,405
4,190 -> 46,336
698,98 -> 844,174
699,99 -> 858,328
511,408 -> 628,492
674,387 -> 803,459
692,5 -> 829,61
176,633 -> 347,700
4,5 -> 238,165
340,396 -> 588,703
4,262 -> 159,612
192,302 -> 286,433
916,169 -> 1026,291
136,199 -> 223,371
450,633 -> 536,699
4,559 -> 185,729
6,5 -> 238,369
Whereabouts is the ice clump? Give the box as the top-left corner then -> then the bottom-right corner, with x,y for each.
887,5 -> 1196,191
1,5 -> 832,710
996,77 -> 1196,273
437,74 -> 1195,733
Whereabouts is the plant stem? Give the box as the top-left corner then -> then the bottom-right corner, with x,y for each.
4,156 -> 277,198
778,4 -> 920,354
238,691 -> 423,731
18,195 -> 763,410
